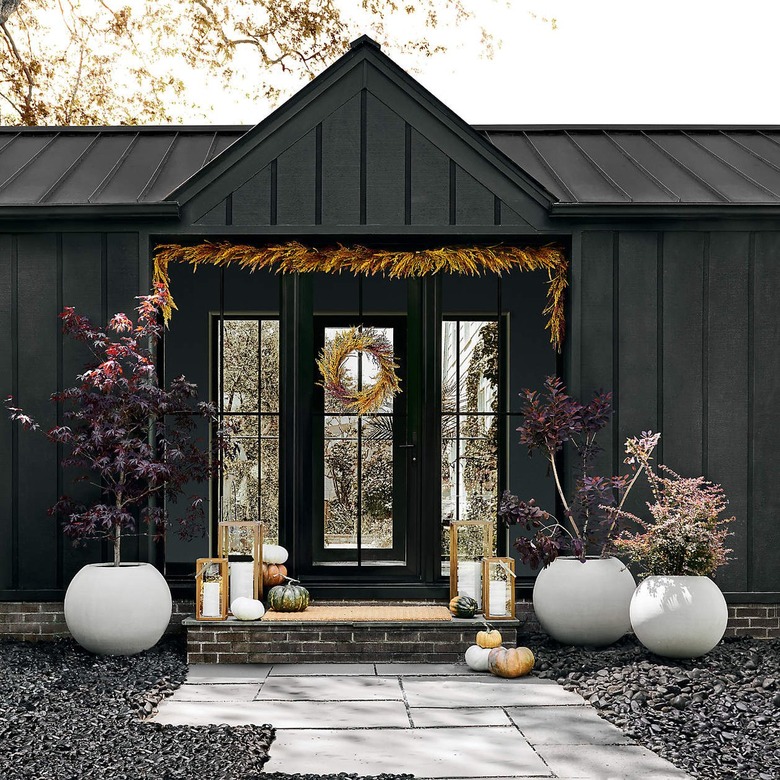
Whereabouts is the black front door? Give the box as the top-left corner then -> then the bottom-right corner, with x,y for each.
289,273 -> 425,584
306,316 -> 413,572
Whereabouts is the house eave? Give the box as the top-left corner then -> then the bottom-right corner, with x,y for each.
0,202 -> 181,221
550,202 -> 780,220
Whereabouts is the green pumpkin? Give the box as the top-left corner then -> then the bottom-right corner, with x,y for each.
449,595 -> 478,618
268,581 -> 310,612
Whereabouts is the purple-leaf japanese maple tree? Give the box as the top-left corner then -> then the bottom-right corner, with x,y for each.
6,285 -> 231,566
498,376 -> 658,569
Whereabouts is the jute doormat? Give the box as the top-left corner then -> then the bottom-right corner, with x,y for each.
261,605 -> 452,622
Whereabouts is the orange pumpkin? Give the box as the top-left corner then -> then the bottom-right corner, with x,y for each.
488,646 -> 535,678
262,562 -> 287,587
476,628 -> 502,648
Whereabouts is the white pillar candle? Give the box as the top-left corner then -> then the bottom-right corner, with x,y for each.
230,561 -> 255,604
201,581 -> 222,618
457,560 -> 482,609
488,580 -> 508,616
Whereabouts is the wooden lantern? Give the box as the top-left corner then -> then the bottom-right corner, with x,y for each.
217,520 -> 264,603
449,519 -> 494,609
195,558 -> 228,621
482,557 -> 516,620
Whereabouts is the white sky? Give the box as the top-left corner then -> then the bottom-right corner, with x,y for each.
212,0 -> 780,126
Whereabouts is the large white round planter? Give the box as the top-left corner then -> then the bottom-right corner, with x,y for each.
64,563 -> 172,656
533,556 -> 636,646
630,575 -> 728,658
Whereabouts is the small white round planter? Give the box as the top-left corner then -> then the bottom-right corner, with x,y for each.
64,563 -> 172,656
630,575 -> 728,659
533,556 -> 636,646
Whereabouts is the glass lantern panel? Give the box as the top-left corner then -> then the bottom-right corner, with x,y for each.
485,560 -> 512,618
199,562 -> 225,619
222,525 -> 259,557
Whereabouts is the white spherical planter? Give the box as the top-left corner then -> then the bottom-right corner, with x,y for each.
64,563 -> 172,656
533,556 -> 636,646
630,575 -> 728,659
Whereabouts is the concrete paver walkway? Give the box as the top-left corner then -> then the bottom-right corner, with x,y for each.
153,663 -> 692,779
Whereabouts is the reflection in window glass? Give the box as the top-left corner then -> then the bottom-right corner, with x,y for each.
322,326 -> 394,551
218,318 -> 280,543
441,320 -> 499,574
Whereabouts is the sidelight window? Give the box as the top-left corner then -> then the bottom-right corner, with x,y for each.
216,317 -> 280,544
441,319 -> 500,573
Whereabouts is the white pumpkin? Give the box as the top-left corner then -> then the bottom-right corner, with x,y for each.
230,597 -> 265,621
464,644 -> 493,672
262,544 -> 289,565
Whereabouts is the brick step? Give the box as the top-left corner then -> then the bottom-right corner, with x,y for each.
183,615 -> 520,664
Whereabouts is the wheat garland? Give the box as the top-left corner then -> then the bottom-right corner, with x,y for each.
153,241 -> 568,351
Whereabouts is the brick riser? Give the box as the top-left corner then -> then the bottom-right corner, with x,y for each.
186,622 -> 519,664
1,600 -> 779,643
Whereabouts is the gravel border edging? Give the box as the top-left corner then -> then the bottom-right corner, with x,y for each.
532,634 -> 780,780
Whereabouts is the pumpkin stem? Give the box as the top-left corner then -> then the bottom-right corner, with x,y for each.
281,575 -> 301,584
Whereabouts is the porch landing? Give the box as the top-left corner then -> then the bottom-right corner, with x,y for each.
183,604 -> 520,664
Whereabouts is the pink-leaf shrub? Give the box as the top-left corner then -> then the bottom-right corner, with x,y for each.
608,435 -> 734,577
6,284 -> 232,565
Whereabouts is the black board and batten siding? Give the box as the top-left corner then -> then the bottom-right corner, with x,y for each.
0,232 -> 143,597
572,229 -> 780,600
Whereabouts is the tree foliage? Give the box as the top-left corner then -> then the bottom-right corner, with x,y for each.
499,377 -> 658,569
5,286 -> 231,565
0,0 -> 491,125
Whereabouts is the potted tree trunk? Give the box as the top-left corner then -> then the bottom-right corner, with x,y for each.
7,286 -> 229,655
499,377 -> 659,646
610,438 -> 734,658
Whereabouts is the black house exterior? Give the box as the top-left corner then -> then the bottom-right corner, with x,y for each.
1,38 -> 778,628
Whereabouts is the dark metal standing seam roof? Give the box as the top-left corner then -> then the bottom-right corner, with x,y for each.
0,127 -> 245,205
479,127 -> 780,204
3,125 -> 780,207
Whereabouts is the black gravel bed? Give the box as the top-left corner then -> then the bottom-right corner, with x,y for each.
532,634 -> 780,780
0,636 -> 274,779
0,636 -> 415,780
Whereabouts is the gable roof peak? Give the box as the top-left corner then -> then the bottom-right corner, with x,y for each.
350,34 -> 382,51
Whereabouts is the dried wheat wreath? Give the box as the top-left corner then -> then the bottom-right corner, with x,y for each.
317,326 -> 401,415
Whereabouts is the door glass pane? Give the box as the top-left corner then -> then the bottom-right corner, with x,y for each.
323,416 -> 358,548
260,320 -> 280,413
361,424 -> 393,550
221,320 -> 259,413
222,437 -> 258,523
441,414 -> 457,526
459,414 -> 498,522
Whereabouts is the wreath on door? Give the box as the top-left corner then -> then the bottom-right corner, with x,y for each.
317,326 -> 401,415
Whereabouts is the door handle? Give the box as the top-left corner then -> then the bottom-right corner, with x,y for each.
399,443 -> 416,461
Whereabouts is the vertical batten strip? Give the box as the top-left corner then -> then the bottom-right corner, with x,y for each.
611,232 -> 619,486
11,236 -> 19,588
270,160 -> 278,226
746,232 -> 755,592
100,233 -> 108,564
315,124 -> 323,226
404,123 -> 412,225
359,89 -> 367,225
656,233 -> 664,465
55,234 -> 63,589
702,232 -> 710,475
449,160 -> 457,225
